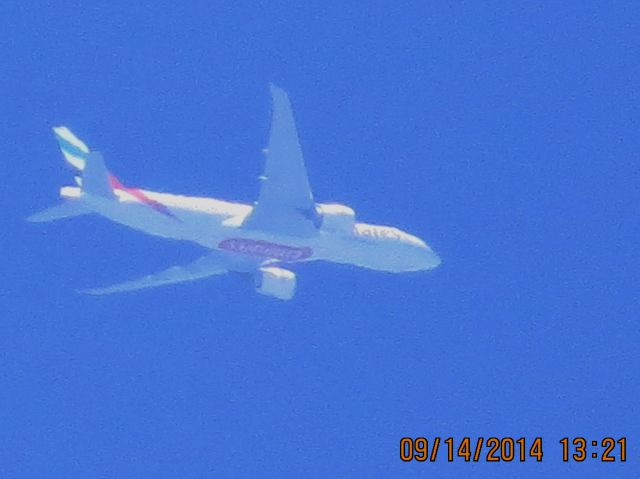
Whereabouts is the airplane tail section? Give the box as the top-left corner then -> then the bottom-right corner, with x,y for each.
27,127 -> 118,223
33,126 -> 179,223
52,126 -> 115,199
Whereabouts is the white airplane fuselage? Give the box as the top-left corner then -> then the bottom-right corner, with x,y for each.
33,86 -> 440,298
67,186 -> 440,273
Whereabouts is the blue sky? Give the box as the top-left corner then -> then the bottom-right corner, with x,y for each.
1,2 -> 639,477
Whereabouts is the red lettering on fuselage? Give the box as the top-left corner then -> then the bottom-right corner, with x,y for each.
219,238 -> 312,262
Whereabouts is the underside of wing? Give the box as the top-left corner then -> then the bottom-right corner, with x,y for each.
80,251 -> 257,295
242,84 -> 319,236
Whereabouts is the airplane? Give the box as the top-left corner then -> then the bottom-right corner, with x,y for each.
28,85 -> 441,300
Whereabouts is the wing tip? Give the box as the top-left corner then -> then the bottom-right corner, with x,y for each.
269,83 -> 288,99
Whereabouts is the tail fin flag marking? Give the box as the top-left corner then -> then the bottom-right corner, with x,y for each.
51,127 -> 179,221
53,126 -> 89,171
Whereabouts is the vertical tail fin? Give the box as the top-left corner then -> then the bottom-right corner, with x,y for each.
52,127 -> 115,199
53,126 -> 89,171
27,127 -> 117,223
82,151 -> 115,198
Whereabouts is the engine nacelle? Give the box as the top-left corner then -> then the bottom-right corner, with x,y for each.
255,267 -> 296,300
315,203 -> 356,234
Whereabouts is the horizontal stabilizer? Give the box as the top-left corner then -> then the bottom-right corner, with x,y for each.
26,201 -> 90,223
80,253 -> 230,295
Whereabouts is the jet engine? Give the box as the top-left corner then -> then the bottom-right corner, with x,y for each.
255,267 -> 296,300
315,203 -> 356,234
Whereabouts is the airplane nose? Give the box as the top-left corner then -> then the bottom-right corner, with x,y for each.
400,231 -> 440,271
429,250 -> 441,269
419,248 -> 441,270
405,241 -> 440,271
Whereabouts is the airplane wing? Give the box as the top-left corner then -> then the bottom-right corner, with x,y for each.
242,84 -> 319,236
80,251 -> 255,295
